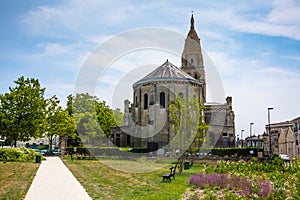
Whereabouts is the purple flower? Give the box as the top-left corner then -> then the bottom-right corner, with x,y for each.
189,173 -> 273,197
257,180 -> 274,197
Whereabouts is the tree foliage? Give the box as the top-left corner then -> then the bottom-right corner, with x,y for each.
168,96 -> 209,173
0,77 -> 123,148
44,95 -> 76,154
70,93 -> 121,146
0,77 -> 47,146
113,108 -> 124,126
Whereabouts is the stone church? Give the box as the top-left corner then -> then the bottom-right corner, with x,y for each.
111,15 -> 235,151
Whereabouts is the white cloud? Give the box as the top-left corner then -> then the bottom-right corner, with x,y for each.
45,83 -> 75,107
36,42 -> 74,56
261,52 -> 272,56
21,0 -> 152,40
206,51 -> 241,73
261,67 -> 300,77
191,0 -> 300,41
233,0 -> 300,40
268,0 -> 300,26
284,56 -> 300,62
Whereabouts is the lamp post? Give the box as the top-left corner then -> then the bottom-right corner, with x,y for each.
241,129 -> 244,147
268,107 -> 273,157
250,122 -> 254,147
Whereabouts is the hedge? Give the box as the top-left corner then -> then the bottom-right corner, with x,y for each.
0,148 -> 39,162
66,146 -> 150,157
211,147 -> 264,157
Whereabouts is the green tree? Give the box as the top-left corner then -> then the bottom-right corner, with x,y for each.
66,94 -> 73,116
95,101 -> 117,137
71,93 -> 122,146
168,96 -> 208,173
0,77 -> 47,146
72,93 -> 107,146
44,96 -> 76,154
75,112 -> 104,146
113,108 -> 124,126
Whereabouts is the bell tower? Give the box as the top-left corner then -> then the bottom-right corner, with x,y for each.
181,14 -> 206,102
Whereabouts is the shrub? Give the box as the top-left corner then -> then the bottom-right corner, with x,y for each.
0,148 -> 38,162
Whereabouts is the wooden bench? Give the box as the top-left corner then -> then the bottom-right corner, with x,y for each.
162,165 -> 177,182
74,154 -> 92,160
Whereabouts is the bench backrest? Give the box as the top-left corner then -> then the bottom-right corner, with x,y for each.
170,165 -> 177,175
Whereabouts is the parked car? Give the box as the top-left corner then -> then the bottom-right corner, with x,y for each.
52,149 -> 61,156
41,149 -> 50,156
279,154 -> 290,161
31,148 -> 41,153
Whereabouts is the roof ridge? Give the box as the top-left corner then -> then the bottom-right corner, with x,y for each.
133,60 -> 201,88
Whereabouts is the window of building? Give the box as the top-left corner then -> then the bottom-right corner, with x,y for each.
135,96 -> 138,106
160,92 -> 165,108
194,74 -> 198,79
222,139 -> 229,148
191,58 -> 193,64
178,92 -> 183,98
144,93 -> 148,109
127,135 -> 131,146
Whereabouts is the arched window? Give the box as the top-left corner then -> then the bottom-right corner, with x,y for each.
191,58 -> 193,64
194,74 -> 198,79
135,96 -> 138,105
144,93 -> 148,109
160,92 -> 165,108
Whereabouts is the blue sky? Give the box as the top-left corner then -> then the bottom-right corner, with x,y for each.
1,0 -> 300,136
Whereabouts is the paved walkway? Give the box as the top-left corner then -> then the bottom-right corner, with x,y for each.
25,157 -> 91,200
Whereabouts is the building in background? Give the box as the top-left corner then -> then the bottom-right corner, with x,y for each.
265,116 -> 300,159
111,15 -> 235,151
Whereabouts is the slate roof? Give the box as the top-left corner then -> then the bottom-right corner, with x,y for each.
133,60 -> 200,87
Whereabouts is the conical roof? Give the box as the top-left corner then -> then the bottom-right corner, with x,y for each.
133,60 -> 200,88
187,14 -> 200,43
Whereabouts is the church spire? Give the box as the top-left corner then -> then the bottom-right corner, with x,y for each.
181,13 -> 206,102
187,13 -> 199,43
190,14 -> 194,29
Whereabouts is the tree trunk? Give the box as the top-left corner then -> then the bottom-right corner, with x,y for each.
178,153 -> 186,174
49,136 -> 53,156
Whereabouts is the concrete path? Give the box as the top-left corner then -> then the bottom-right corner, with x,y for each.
25,157 -> 91,200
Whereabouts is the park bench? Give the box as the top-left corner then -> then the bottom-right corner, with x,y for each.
72,154 -> 93,160
162,165 -> 177,182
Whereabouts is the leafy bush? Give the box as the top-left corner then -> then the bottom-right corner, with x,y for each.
0,148 -> 38,162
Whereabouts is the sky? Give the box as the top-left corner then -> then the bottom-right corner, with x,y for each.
0,0 -> 300,138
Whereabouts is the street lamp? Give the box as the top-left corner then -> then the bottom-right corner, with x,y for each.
250,122 -> 254,147
268,107 -> 273,157
241,129 -> 244,147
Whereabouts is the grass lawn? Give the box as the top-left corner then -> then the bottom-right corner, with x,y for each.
65,158 -> 300,199
0,162 -> 39,200
64,159 -> 195,200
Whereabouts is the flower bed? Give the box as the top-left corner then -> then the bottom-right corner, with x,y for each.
189,173 -> 273,198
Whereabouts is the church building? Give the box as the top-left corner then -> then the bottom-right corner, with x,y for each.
111,15 -> 235,150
